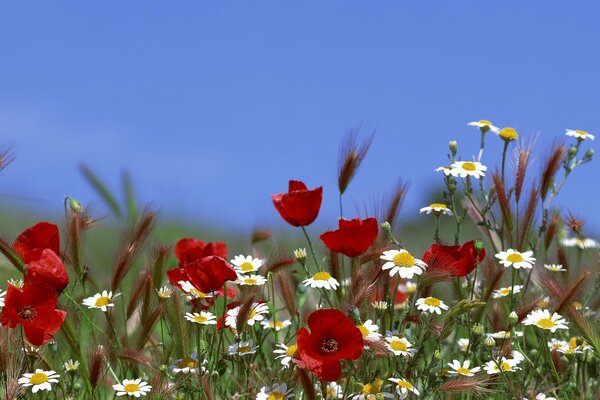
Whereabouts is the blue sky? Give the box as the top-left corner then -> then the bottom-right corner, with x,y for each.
0,2 -> 598,234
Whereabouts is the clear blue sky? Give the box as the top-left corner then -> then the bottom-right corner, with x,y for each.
1,2 -> 598,234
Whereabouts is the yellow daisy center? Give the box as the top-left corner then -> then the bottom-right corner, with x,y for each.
313,272 -> 332,281
193,315 -> 208,323
479,119 -> 492,126
397,380 -> 413,390
461,162 -> 477,171
390,340 -> 407,352
240,262 -> 255,272
362,378 -> 383,395
123,383 -> 140,393
358,325 -> 369,338
499,127 -> 518,141
536,318 -> 555,329
244,278 -> 258,285
500,362 -> 512,371
424,297 -> 441,307
94,296 -> 111,307
268,393 -> 285,400
30,373 -> 49,385
499,288 -> 511,296
248,310 -> 257,319
177,357 -> 198,369
430,203 -> 447,209
272,321 -> 284,329
393,252 -> 415,268
286,344 -> 298,358
575,130 -> 588,136
190,288 -> 207,298
506,253 -> 524,263
457,367 -> 471,375
238,346 -> 252,353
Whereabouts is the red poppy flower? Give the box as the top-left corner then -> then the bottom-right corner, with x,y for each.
167,256 -> 237,294
320,218 -> 378,257
174,238 -> 227,266
12,222 -> 60,264
297,308 -> 363,381
0,282 -> 66,346
25,249 -> 69,292
422,240 -> 485,277
272,180 -> 323,227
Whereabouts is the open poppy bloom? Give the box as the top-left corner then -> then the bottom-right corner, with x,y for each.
272,180 -> 323,227
320,218 -> 378,257
0,282 -> 66,345
297,308 -> 363,381
12,222 -> 60,264
175,238 -> 228,266
167,256 -> 238,294
25,249 -> 69,292
422,240 -> 485,277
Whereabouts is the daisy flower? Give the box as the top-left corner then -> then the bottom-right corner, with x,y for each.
228,340 -> 258,356
566,129 -> 595,141
256,383 -> 293,400
230,254 -> 263,274
237,274 -> 267,286
18,369 -> 60,393
155,286 -> 173,299
351,377 -> 394,399
468,120 -> 500,134
0,289 -> 6,307
371,301 -> 389,310
386,336 -> 412,356
523,309 -> 569,332
457,338 -> 470,352
483,358 -> 520,374
294,248 -> 307,260
82,290 -> 119,312
560,236 -> 599,249
184,311 -> 217,325
447,360 -> 480,376
419,203 -> 453,216
449,161 -> 487,179
434,166 -> 453,176
498,127 -> 518,141
170,353 -> 201,374
536,394 -> 557,400
416,297 -> 448,315
261,319 -> 292,331
389,378 -> 419,397
178,280 -> 212,302
380,249 -> 427,279
488,331 -> 523,339
303,272 -> 339,290
321,381 -> 343,399
544,264 -> 566,272
547,338 -> 568,352
63,359 -> 80,373
113,378 -> 152,397
492,285 -> 523,299
404,281 -> 417,293
557,338 -> 583,355
273,343 -> 298,368
357,320 -> 381,341
495,249 -> 535,269
225,302 -> 269,329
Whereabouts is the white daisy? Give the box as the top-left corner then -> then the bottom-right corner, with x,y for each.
492,285 -> 523,299
371,301 -> 389,310
419,203 -> 453,216
155,286 -> 173,299
547,338 -> 568,352
303,272 -> 339,290
416,297 -> 448,315
557,338 -> 583,355
434,166 -> 453,176
228,340 -> 258,356
488,331 -> 523,339
18,369 -> 60,393
256,383 -> 293,400
82,290 -> 119,312
495,249 -> 536,269
544,264 -> 566,272
357,320 -> 381,341
170,353 -> 201,374
178,280 -> 213,303
457,338 -> 470,352
386,336 -> 412,356
236,274 -> 267,286
449,161 -> 487,179
273,343 -> 298,368
447,360 -> 481,376
388,378 -> 419,397
565,129 -> 595,141
536,394 -> 557,400
184,311 -> 217,325
560,236 -> 599,249
351,377 -> 394,399
294,248 -> 307,260
321,381 -> 343,399
468,120 -> 500,134
380,249 -> 427,279
63,359 -> 80,373
523,309 -> 569,332
230,254 -> 263,274
260,319 -> 292,331
113,378 -> 152,397
225,302 -> 269,329
404,281 -> 417,293
483,358 -> 520,374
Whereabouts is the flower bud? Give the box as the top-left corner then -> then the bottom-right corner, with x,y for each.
293,248 -> 307,266
484,336 -> 496,348
499,127 -> 518,141
472,323 -> 484,336
508,311 -> 518,324
380,221 -> 394,242
434,349 -> 444,359
449,141 -> 458,156
66,196 -> 83,213
584,148 -> 595,160
568,146 -> 578,158
473,239 -> 484,255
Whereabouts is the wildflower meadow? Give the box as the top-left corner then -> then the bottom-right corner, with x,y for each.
0,123 -> 598,400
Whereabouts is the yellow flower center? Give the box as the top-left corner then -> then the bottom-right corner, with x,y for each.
424,297 -> 441,307
500,361 -> 512,371
190,288 -> 207,298
177,357 -> 198,369
248,310 -> 257,319
272,321 -> 284,329
193,315 -> 208,323
457,367 -> 472,375
397,380 -> 413,390
123,383 -> 140,393
313,272 -> 332,281
285,344 -> 298,358
240,262 -> 255,272
362,378 -> 383,395
358,325 -> 369,338
461,162 -> 477,171
30,373 -> 49,385
575,130 -> 588,137
94,296 -> 111,307
244,278 -> 258,285
479,119 -> 492,126
430,203 -> 447,209
238,346 -> 252,353
390,340 -> 407,352
506,253 -> 524,263
393,252 -> 415,268
536,318 -> 556,329
499,127 -> 518,141
267,393 -> 285,400
499,288 -> 511,296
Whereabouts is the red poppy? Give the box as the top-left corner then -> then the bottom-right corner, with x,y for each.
25,249 -> 69,292
174,238 -> 227,266
272,180 -> 323,227
320,218 -> 378,257
297,308 -> 363,381
167,256 -> 237,294
12,222 -> 60,264
422,240 -> 485,277
0,282 -> 66,346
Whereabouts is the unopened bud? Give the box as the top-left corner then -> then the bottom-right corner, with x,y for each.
472,323 -> 484,336
499,127 -> 518,142
381,221 -> 394,242
434,349 -> 444,360
484,336 -> 496,348
509,311 -> 518,324
473,239 -> 484,255
449,141 -> 458,156
66,196 -> 83,213
211,371 -> 220,379
584,148 -> 595,160
447,179 -> 457,194
293,248 -> 307,265
568,146 -> 578,158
